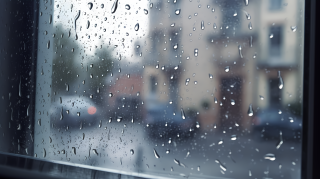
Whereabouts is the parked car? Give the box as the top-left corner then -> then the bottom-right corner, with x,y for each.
143,101 -> 197,139
252,107 -> 302,140
50,96 -> 100,129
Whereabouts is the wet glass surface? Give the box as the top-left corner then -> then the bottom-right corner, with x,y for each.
0,0 -> 305,178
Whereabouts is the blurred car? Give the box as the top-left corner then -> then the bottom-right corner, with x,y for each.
50,96 -> 100,129
252,107 -> 302,140
143,99 -> 197,139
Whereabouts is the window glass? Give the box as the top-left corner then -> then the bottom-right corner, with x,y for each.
1,0 -> 305,178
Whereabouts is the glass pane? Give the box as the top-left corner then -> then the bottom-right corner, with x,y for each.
1,0 -> 305,178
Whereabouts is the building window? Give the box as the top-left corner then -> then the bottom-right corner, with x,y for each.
269,26 -> 282,58
269,0 -> 282,10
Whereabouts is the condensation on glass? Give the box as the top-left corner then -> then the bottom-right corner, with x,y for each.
3,0 -> 306,178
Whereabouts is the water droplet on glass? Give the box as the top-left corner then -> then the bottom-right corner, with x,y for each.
209,74 -> 213,79
43,148 -> 46,158
111,0 -> 118,14
231,99 -> 235,105
291,26 -> 297,32
174,66 -> 179,70
212,8 -> 215,12
77,112 -> 80,117
278,71 -> 284,89
181,108 -> 186,119
225,66 -> 230,72
237,45 -> 243,58
218,140 -> 224,145
213,23 -> 217,29
248,22 -> 253,30
117,116 -> 122,122
166,149 -> 170,154
201,21 -> 205,30
196,122 -> 200,128
49,14 -> 52,24
276,131 -> 283,149
47,40 -> 50,49
259,95 -> 264,100
248,104 -> 253,116
175,9 -> 181,15
38,119 -> 41,126
150,3 -> 153,8
264,153 -> 276,161
86,20 -> 90,29
92,149 -> 98,155
130,149 -> 134,155
72,147 -> 76,155
101,4 -> 104,8
88,2 -> 93,10
154,149 -> 160,158
173,44 -> 178,50
231,135 -> 237,140
144,9 -> 148,15
244,11 -> 251,20
74,10 -> 81,32
245,0 -> 249,6
233,11 -> 237,16
269,33 -> 274,38
109,93 -> 113,97
194,48 -> 198,57
134,23 -> 139,31
125,4 -> 130,10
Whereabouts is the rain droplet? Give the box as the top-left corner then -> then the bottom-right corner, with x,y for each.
134,23 -> 139,31
233,11 -> 237,16
49,14 -> 52,24
117,116 -> 122,122
47,40 -> 50,49
166,149 -> 170,154
209,74 -> 213,79
231,99 -> 235,105
249,36 -> 253,47
194,48 -> 198,57
130,149 -> 134,155
125,4 -> 130,10
195,121 -> 200,128
181,108 -> 186,119
214,97 -> 218,103
248,104 -> 253,116
144,9 -> 148,15
259,95 -> 264,100
212,8 -> 215,12
38,119 -> 41,126
264,153 -> 276,161
43,148 -> 46,158
109,93 -> 113,97
213,23 -> 217,29
269,34 -> 274,38
111,0 -> 118,14
201,21 -> 205,30
238,45 -> 243,58
72,147 -> 76,155
154,149 -> 160,158
80,122 -> 83,130
278,71 -> 284,89
175,9 -> 181,15
101,4 -> 104,8
291,26 -> 297,32
173,43 -> 178,50
248,22 -> 253,30
245,0 -> 249,6
218,140 -> 224,145
225,66 -> 230,72
92,149 -> 98,155
86,20 -> 90,29
244,11 -> 251,20
77,112 -> 80,116
276,131 -> 283,149
74,10 -> 81,32
231,135 -> 237,140
88,2 -> 93,10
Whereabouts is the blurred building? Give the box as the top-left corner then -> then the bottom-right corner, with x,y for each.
130,0 -> 303,131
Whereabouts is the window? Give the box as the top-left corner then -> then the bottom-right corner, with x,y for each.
269,26 -> 282,58
269,0 -> 282,10
0,0 -> 318,179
